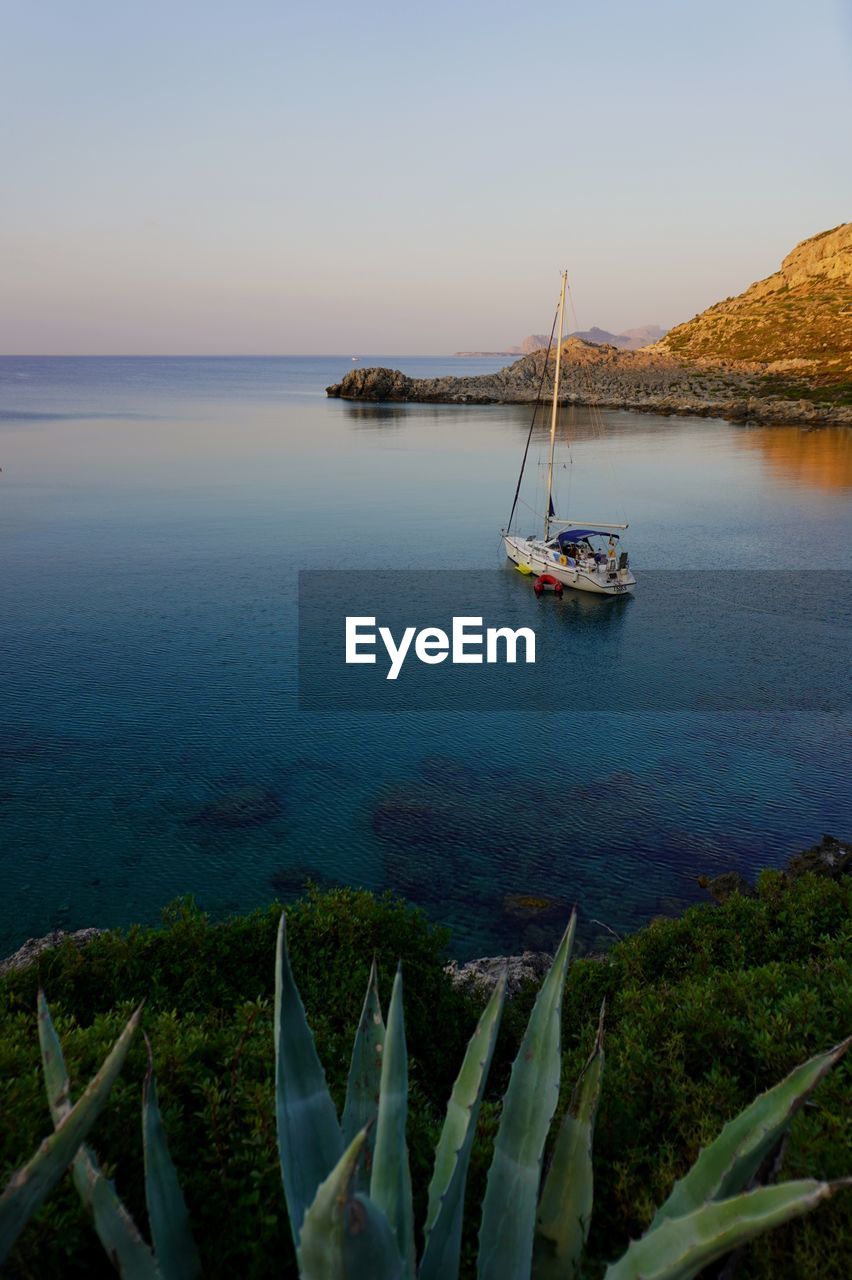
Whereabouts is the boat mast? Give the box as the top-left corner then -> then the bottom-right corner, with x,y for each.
544,269 -> 567,541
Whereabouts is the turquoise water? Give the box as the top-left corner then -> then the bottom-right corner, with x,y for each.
1,357 -> 850,956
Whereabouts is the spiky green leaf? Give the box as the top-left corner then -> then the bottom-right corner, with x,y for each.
299,1128 -> 404,1280
0,1003 -> 141,1265
344,1193 -> 405,1280
342,957 -> 386,1192
142,1038 -> 201,1280
420,972 -> 507,1280
298,1129 -> 366,1279
650,1038 -> 850,1229
605,1180 -> 847,1280
37,993 -> 161,1280
534,1000 -> 605,1280
478,913 -> 576,1280
370,966 -> 416,1279
274,911 -> 343,1249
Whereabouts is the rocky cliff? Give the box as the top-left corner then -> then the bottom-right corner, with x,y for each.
659,223 -> 852,384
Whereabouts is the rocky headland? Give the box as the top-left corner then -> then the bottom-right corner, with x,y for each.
329,225 -> 852,427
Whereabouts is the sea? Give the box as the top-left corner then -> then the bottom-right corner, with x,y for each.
1,355 -> 850,958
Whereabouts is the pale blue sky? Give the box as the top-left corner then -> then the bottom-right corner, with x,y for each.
1,0 -> 850,353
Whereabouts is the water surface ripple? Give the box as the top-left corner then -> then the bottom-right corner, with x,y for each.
1,356 -> 849,956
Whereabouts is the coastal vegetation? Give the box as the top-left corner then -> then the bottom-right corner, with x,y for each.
0,870 -> 849,1277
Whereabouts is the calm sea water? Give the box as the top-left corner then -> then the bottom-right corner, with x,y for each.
1,356 -> 850,957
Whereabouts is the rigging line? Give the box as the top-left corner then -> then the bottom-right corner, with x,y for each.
518,497 -> 548,524
566,284 -> 629,527
504,297 -> 560,532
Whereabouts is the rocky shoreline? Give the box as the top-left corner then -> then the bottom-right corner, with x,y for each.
327,340 -> 851,428
0,927 -> 105,977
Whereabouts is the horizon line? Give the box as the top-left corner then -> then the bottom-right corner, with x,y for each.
0,352 -> 507,360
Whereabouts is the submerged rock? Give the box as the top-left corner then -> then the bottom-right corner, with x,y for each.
191,785 -> 282,829
697,871 -> 757,903
502,892 -> 569,919
785,833 -> 851,880
500,892 -> 574,952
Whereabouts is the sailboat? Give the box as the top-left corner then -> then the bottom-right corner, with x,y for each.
502,270 -> 637,596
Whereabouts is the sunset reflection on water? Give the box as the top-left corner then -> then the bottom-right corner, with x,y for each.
738,425 -> 852,493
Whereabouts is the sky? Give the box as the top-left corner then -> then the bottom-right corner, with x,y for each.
1,0 -> 850,355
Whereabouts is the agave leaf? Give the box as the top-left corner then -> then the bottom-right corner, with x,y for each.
477,913 -> 576,1280
370,965 -> 416,1279
0,1002 -> 141,1266
342,956 -> 386,1191
533,1000 -> 605,1280
604,1180 -> 847,1280
37,993 -> 161,1280
274,911 -> 343,1249
299,1127 -> 403,1280
419,972 -> 507,1280
344,1192 -> 405,1280
298,1128 -> 366,1279
142,1037 -> 201,1280
650,1038 -> 850,1229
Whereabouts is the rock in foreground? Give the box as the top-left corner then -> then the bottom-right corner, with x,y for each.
445,950 -> 552,998
0,928 -> 104,976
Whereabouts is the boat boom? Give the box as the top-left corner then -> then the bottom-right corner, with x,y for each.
548,519 -> 629,530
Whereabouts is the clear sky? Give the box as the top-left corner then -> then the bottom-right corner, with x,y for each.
1,0 -> 850,354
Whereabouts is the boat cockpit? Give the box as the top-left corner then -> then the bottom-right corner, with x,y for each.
539,529 -> 629,576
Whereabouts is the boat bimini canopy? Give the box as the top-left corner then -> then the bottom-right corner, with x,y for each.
555,529 -> 620,545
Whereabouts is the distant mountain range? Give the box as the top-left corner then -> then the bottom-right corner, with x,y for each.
454,325 -> 667,356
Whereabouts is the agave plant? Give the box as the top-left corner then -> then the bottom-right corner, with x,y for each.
0,997 -> 200,1278
0,908 -> 848,1279
274,911 -> 849,1280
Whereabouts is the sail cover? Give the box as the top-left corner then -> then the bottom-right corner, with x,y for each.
555,529 -> 619,544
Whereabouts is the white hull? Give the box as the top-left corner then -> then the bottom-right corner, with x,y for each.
504,535 -> 636,596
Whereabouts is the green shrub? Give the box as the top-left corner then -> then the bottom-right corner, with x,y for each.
0,888 -> 475,1279
0,873 -> 849,1278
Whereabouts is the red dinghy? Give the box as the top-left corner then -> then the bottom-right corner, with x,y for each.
533,573 -> 563,597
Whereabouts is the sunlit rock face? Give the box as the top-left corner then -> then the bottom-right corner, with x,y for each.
660,223 -> 852,378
